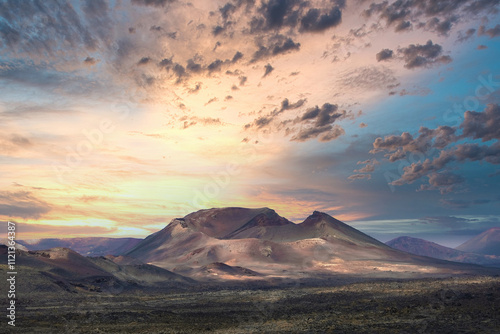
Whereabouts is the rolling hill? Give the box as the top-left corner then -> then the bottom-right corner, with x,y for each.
386,236 -> 500,267
1,237 -> 142,256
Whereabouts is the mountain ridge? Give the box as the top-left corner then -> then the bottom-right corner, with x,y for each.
386,236 -> 500,267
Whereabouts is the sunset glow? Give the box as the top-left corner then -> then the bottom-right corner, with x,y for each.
1,0 -> 499,246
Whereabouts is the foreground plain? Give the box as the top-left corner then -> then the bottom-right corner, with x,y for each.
8,276 -> 500,333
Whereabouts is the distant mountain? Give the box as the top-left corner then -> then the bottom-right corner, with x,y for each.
386,236 -> 500,267
456,227 -> 500,256
126,207 -> 498,280
3,237 -> 142,256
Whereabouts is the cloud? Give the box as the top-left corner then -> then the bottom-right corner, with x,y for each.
420,172 -> 465,194
220,0 -> 344,36
348,174 -> 371,180
460,103 -> 500,141
290,103 -> 351,142
263,63 -> 274,77
131,0 -> 175,7
457,28 -> 476,42
478,24 -> 500,38
181,116 -> 223,129
424,17 -> 455,35
0,221 -> 118,237
0,191 -> 51,219
292,124 -> 345,142
83,56 -> 99,66
364,0 -> 499,34
420,216 -> 478,228
299,6 -> 342,32
376,48 -> 393,61
137,57 -> 152,65
243,98 -> 352,143
354,159 -> 379,173
398,40 -> 452,69
369,104 -> 500,189
245,98 -> 306,129
0,1 -> 101,57
339,66 -> 398,91
440,199 -> 491,209
251,35 -> 301,62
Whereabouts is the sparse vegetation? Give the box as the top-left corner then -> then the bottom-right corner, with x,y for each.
10,275 -> 500,333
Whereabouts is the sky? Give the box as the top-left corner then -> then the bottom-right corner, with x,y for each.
0,0 -> 499,247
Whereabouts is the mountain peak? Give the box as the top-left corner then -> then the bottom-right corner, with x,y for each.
180,207 -> 293,239
456,227 -> 500,256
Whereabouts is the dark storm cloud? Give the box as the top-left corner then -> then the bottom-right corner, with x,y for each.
398,40 -> 452,69
478,24 -> 500,38
376,48 -> 393,61
0,191 -> 51,219
131,0 -> 176,8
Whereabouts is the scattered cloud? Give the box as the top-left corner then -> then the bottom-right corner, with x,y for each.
263,63 -> 274,77
376,48 -> 393,61
478,24 -> 500,38
366,104 -> 500,192
398,40 -> 452,69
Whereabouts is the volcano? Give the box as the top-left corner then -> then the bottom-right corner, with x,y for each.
125,207 -> 497,280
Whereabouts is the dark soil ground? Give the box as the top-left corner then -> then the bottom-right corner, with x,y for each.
5,276 -> 500,333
